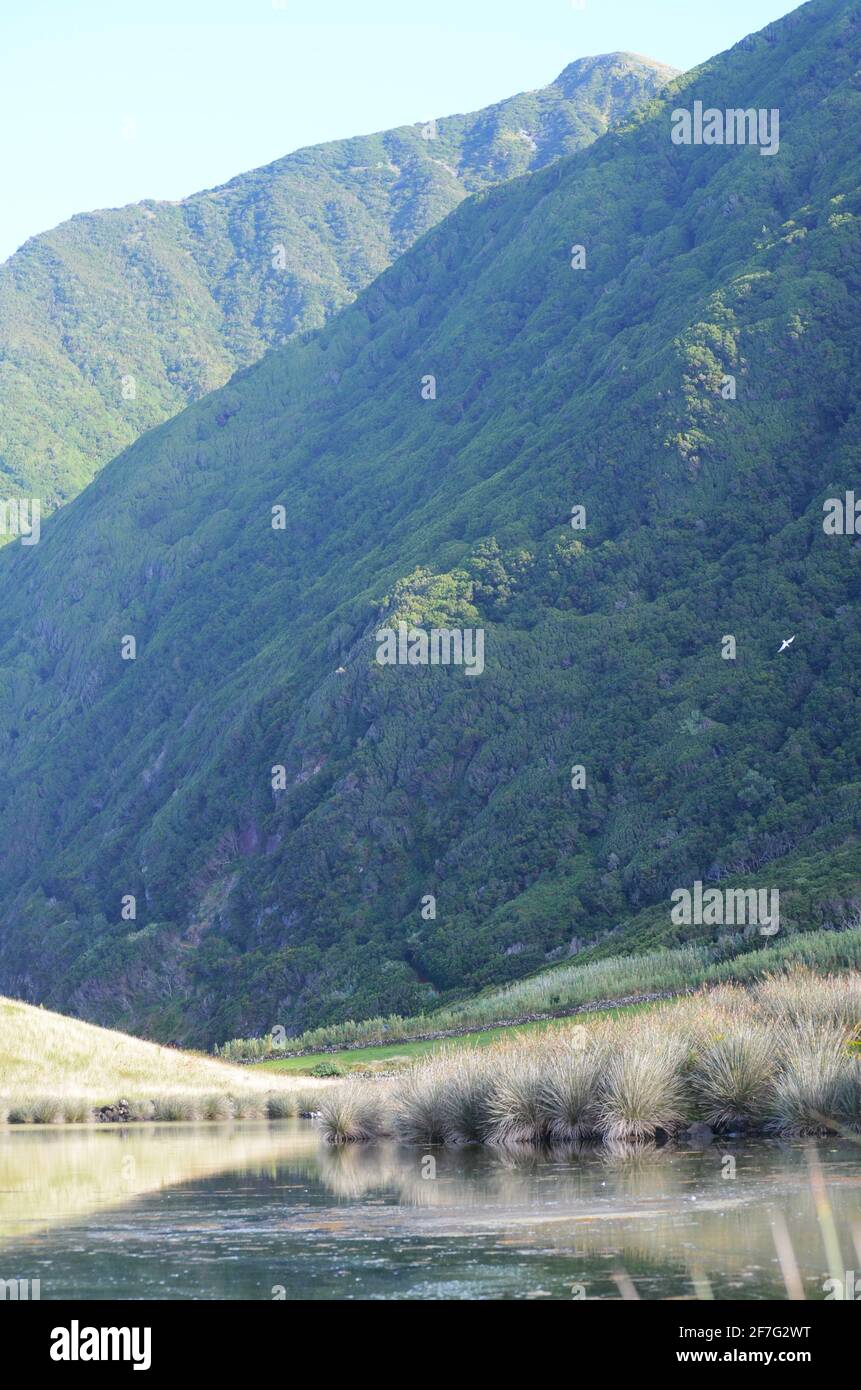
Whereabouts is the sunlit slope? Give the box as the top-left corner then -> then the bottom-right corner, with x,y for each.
0,997 -> 323,1103
0,0 -> 858,1043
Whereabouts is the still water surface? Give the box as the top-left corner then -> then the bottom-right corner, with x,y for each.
1,1121 -> 858,1299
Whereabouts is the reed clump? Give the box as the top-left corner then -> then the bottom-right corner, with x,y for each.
2,1083 -> 333,1126
317,969 -> 861,1146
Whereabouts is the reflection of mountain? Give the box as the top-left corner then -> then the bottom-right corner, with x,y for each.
0,1121 -> 318,1241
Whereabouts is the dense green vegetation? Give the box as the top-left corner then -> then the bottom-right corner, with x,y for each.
0,54 -> 674,516
220,926 -> 861,1060
0,0 -> 858,1047
220,942 -> 716,1059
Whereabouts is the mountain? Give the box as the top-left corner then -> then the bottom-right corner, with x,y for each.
0,0 -> 859,1046
0,53 -> 676,518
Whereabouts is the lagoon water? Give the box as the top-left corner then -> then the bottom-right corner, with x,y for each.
0,1121 -> 859,1300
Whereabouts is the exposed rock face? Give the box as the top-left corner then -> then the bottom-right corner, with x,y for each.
96,1099 -> 132,1123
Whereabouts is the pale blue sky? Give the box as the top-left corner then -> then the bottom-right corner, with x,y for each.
0,0 -> 799,262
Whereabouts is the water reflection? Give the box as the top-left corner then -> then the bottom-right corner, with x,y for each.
0,1122 -> 858,1300
0,1120 -> 318,1238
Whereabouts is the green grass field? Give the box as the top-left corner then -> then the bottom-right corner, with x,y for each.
253,1003 -> 652,1074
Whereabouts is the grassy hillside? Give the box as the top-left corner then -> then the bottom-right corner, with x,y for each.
0,0 -> 858,1045
0,53 -> 675,515
222,926 -> 861,1061
0,996 -> 327,1120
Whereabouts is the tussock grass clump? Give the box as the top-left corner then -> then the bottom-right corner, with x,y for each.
128,1098 -> 155,1122
688,1026 -> 778,1129
265,1091 -> 297,1119
442,1051 -> 496,1143
29,1096 -> 67,1124
390,1058 -> 451,1144
293,1087 -> 327,1116
199,1093 -> 235,1122
318,1081 -> 387,1144
539,1039 -> 606,1141
597,1028 -> 688,1143
151,1094 -> 199,1122
771,1052 -> 846,1135
770,1026 -> 854,1135
485,1049 -> 549,1145
60,1097 -> 94,1124
6,1102 -> 33,1124
230,1094 -> 266,1120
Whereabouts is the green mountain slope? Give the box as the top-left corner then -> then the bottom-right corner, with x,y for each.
0,53 -> 675,514
0,0 -> 859,1046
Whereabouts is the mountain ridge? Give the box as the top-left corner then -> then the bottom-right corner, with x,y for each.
0,52 -> 676,518
0,0 -> 858,1045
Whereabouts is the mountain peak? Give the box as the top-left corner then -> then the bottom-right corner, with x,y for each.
0,52 -> 673,518
553,51 -> 681,92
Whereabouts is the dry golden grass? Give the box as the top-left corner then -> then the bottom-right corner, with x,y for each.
0,996 -> 332,1122
319,969 -> 861,1145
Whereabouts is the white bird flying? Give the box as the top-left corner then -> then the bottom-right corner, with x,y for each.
778,636 -> 796,653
